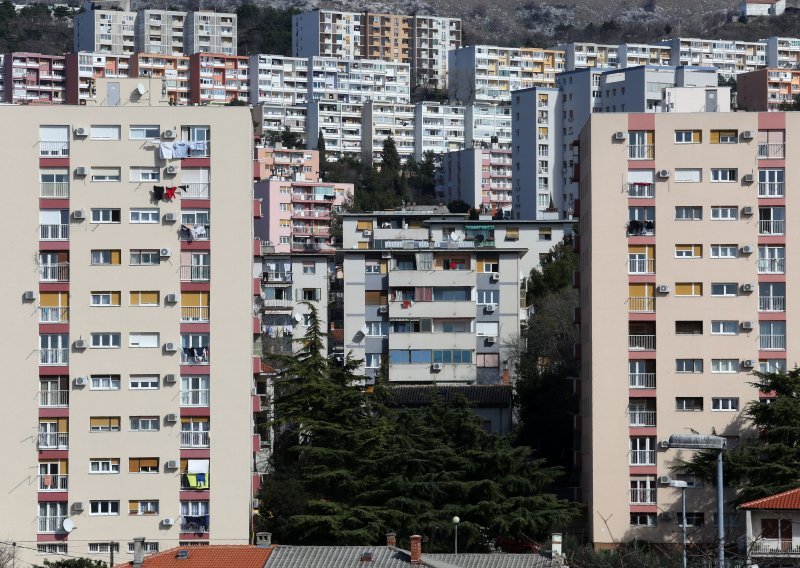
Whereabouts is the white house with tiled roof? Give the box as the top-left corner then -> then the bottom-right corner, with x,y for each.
741,487 -> 800,565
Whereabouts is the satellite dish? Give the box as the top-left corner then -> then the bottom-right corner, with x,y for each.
62,518 -> 75,532
293,313 -> 302,323
136,83 -> 146,96
449,231 -> 459,241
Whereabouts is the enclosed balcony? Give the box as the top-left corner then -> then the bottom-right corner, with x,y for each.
629,487 -> 656,504
37,432 -> 68,450
40,348 -> 68,366
629,322 -> 656,351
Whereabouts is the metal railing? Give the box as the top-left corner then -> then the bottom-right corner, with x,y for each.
760,334 -> 786,350
760,296 -> 785,311
180,431 -> 210,448
262,299 -> 292,308
629,488 -> 656,504
628,144 -> 654,160
629,373 -> 656,388
759,219 -> 785,235
40,182 -> 70,198
40,348 -> 68,365
180,306 -> 210,323
629,410 -> 657,427
758,182 -> 784,197
181,389 -> 210,407
627,183 -> 654,198
629,335 -> 656,350
629,450 -> 656,465
38,432 -> 69,449
628,297 -> 655,312
179,225 -> 210,241
628,258 -> 655,274
38,474 -> 68,491
39,307 -> 68,323
626,220 -> 655,236
37,515 -> 66,533
291,209 -> 331,219
751,539 -> 800,555
758,258 -> 785,274
180,265 -> 210,282
39,390 -> 69,407
39,141 -> 69,157
182,183 -> 210,199
40,263 -> 69,282
40,224 -> 69,240
758,143 -> 785,159
262,271 -> 292,283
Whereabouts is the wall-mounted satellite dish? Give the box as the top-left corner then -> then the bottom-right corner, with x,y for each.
449,231 -> 459,241
62,518 -> 75,532
136,83 -> 146,96
293,313 -> 302,323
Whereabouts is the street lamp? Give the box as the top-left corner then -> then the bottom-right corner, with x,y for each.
665,434 -> 727,568
452,516 -> 460,555
661,477 -> 689,568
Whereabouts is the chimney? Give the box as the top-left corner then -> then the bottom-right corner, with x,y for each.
409,535 -> 422,564
386,533 -> 397,547
133,537 -> 145,568
256,532 -> 272,548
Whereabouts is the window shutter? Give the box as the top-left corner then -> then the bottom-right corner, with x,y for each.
356,220 -> 373,231
140,457 -> 159,468
110,250 -> 121,264
57,418 -> 69,431
710,130 -> 720,144
141,291 -> 159,304
40,292 -> 59,307
675,283 -> 692,295
315,288 -> 321,301
181,291 -> 202,306
692,130 -> 701,143
90,417 -> 107,428
505,227 -> 519,240
130,292 -> 140,306
110,292 -> 121,305
129,458 -> 140,472
129,500 -> 139,514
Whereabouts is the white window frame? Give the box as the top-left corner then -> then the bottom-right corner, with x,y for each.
91,167 -> 121,182
674,130 -> 698,144
90,332 -> 121,349
710,245 -> 737,259
90,125 -> 121,140
90,292 -> 118,306
130,167 -> 161,182
711,321 -> 738,335
90,375 -> 120,390
365,322 -> 387,337
89,459 -> 120,474
89,500 -> 120,515
676,397 -> 703,411
675,206 -> 702,221
91,250 -> 117,265
130,416 -> 160,432
676,359 -> 703,373
675,245 -> 701,259
88,543 -> 120,554
674,168 -> 701,183
130,209 -> 160,223
711,359 -> 739,373
129,125 -> 160,140
711,207 -> 738,220
91,208 -> 121,223
130,250 -> 160,266
711,168 -> 737,182
712,397 -> 740,411
477,289 -> 499,305
130,375 -> 160,390
711,283 -> 737,297
129,333 -> 160,348
365,353 -> 381,369
476,322 -> 499,336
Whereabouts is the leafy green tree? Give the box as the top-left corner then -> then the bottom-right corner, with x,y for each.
35,558 -> 108,568
526,240 -> 579,305
447,199 -> 472,213
317,130 -> 328,181
236,4 -> 298,55
280,126 -> 303,150
380,136 -> 402,173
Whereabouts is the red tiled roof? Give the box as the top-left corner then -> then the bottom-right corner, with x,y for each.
114,546 -> 273,568
261,362 -> 276,374
740,487 -> 800,510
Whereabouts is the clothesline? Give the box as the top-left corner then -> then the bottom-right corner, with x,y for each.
160,140 -> 208,159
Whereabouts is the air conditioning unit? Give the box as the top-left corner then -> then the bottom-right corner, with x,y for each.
23,290 -> 37,301
743,173 -> 754,183
73,127 -> 88,137
378,305 -> 388,314
165,413 -> 178,423
658,475 -> 671,485
165,165 -> 179,175
431,363 -> 442,372
742,206 -> 754,216
72,502 -> 84,513
72,209 -> 86,220
743,359 -> 756,368
163,129 -> 177,139
657,169 -> 671,179
614,131 -> 627,141
657,284 -> 670,293
362,230 -> 372,237
490,273 -> 500,282
74,339 -> 88,349
162,518 -> 175,526
164,212 -> 177,222
659,440 -> 670,449
164,342 -> 178,352
75,166 -> 89,176
742,130 -> 754,140
73,376 -> 88,387
381,252 -> 391,259
163,373 -> 176,384
485,304 -> 497,313
485,336 -> 496,344
165,293 -> 178,303
741,283 -> 755,292
661,512 -> 674,521
160,248 -> 172,257
741,321 -> 754,330
165,460 -> 178,469
741,245 -> 754,254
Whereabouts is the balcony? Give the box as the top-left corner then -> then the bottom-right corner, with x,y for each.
629,410 -> 656,427
262,271 -> 292,284
38,432 -> 68,449
760,334 -> 786,350
40,182 -> 69,198
629,373 -> 656,389
40,348 -> 68,366
758,143 -> 785,159
628,297 -> 655,313
760,296 -> 785,311
758,258 -> 785,274
180,265 -> 210,282
38,515 -> 66,533
180,306 -> 210,323
628,258 -> 654,274
180,516 -> 209,532
180,389 -> 209,407
759,220 -> 785,235
629,335 -> 655,351
751,539 -> 800,556
180,431 -> 210,448
39,474 -> 68,491
40,224 -> 69,240
39,141 -> 69,157
40,263 -> 69,282
39,390 -> 69,407
292,210 -> 331,219
629,488 -> 656,504
626,220 -> 655,237
40,307 -> 68,324
627,182 -> 654,198
628,145 -> 654,160
181,347 -> 209,365
759,182 -> 784,198
630,450 -> 656,466
183,183 -> 210,199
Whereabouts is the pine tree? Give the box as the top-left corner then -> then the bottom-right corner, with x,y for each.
381,136 -> 402,173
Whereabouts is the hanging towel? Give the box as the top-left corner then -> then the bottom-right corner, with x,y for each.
159,142 -> 174,159
43,474 -> 53,486
153,186 -> 165,200
173,140 -> 190,158
165,186 -> 177,200
189,140 -> 207,155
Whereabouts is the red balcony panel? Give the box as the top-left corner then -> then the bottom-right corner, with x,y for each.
38,492 -> 68,502
253,317 -> 261,334
39,408 -> 69,419
628,275 -> 656,284
180,449 -> 210,459
181,158 -> 211,168
39,283 -> 70,293
628,427 -> 657,436
253,278 -> 260,295
39,366 -> 69,377
628,160 -> 656,170
759,312 -> 786,321
180,490 -> 210,501
758,236 -> 785,246
630,389 -> 657,398
40,241 -> 70,252
39,324 -> 69,335
630,505 -> 658,513
629,313 -> 657,322
38,450 -> 68,460
629,466 -> 657,475
253,474 -> 261,493
40,199 -> 70,209
37,533 -> 68,542
627,236 -> 656,246
182,199 -> 210,208
40,158 -> 69,168
760,390 -> 777,398
181,282 -> 211,293
758,274 -> 786,283
253,239 -> 261,256
254,199 -> 263,218
252,395 -> 261,412
253,434 -> 261,452
180,323 -> 211,334
181,241 -> 211,252
180,407 -> 211,418
179,533 -> 210,540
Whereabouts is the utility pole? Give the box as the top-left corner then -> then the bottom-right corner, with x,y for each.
110,541 -> 116,568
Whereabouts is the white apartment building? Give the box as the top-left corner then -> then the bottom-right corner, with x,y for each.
249,55 -> 309,106
436,146 -> 514,217
556,42 -> 618,71
466,104 -> 512,149
135,10 -> 186,55
184,12 -> 237,56
74,4 -> 136,55
362,101 -> 415,165
410,15 -> 462,90
308,57 -> 410,104
658,37 -> 767,78
765,36 -> 800,68
252,104 -> 308,146
293,10 -> 363,60
618,44 -> 673,68
414,102 -> 465,159
307,101 -> 364,161
0,77 -> 255,565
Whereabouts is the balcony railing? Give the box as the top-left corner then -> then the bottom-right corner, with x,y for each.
758,182 -> 784,197
760,296 -> 785,311
180,389 -> 210,406
179,225 -> 210,241
180,516 -> 210,532
630,450 -> 656,465
40,224 -> 69,240
40,348 -> 68,366
180,265 -> 210,282
626,220 -> 655,236
627,182 -> 654,198
38,515 -> 66,533
292,209 -> 331,219
40,182 -> 70,198
40,263 -> 69,282
181,347 -> 209,365
40,307 -> 68,323
628,297 -> 655,312
628,258 -> 654,274
630,488 -> 656,504
182,183 -> 210,199
758,258 -> 785,274
759,220 -> 785,235
628,144 -> 654,160
751,539 -> 800,555
262,271 -> 292,283
629,410 -> 657,427
180,431 -> 210,448
39,474 -> 68,491
39,390 -> 69,407
760,334 -> 786,350
39,140 -> 69,157
180,306 -> 210,323
758,143 -> 785,159
629,373 -> 656,389
38,432 -> 69,449
262,298 -> 293,308
629,335 -> 656,351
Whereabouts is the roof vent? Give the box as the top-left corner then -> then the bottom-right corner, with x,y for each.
360,551 -> 374,562
176,549 -> 189,560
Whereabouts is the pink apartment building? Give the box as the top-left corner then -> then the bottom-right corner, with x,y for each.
4,53 -> 66,104
253,146 -> 319,182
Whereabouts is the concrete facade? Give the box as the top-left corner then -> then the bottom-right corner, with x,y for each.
738,68 -> 800,111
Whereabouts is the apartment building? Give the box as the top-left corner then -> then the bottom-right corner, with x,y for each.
0,77 -> 254,565
617,44 -> 673,68
293,10 -> 363,60
765,36 -> 800,68
556,42 -> 617,71
362,101 -> 415,165
184,12 -> 237,56
410,15 -> 462,90
135,10 -> 186,56
465,104 -> 512,149
577,111 -> 792,546
657,37 -> 767,78
252,104 -> 307,146
436,146 -> 513,217
64,52 -> 131,104
254,179 -> 351,253
74,2 -> 136,55
308,56 -> 411,104
361,12 -> 412,63
414,102 -> 465,159
738,68 -> 800,111
131,53 -> 190,105
249,55 -> 309,106
306,101 -> 363,161
4,53 -> 66,104
448,45 -> 564,104
254,146 -> 319,182
188,53 -> 249,105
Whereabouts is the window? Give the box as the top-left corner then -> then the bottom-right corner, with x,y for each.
129,500 -> 159,515
711,168 -> 737,182
90,125 -> 121,140
130,167 -> 160,182
675,206 -> 701,220
129,333 -> 160,348
91,208 -> 121,223
480,258 -> 499,272
711,359 -> 739,373
365,322 -> 387,337
676,397 -> 703,411
630,513 -> 657,527
675,245 -> 701,259
432,350 -> 472,364
477,290 -> 499,305
365,261 -> 381,274
675,130 -> 701,143
129,457 -> 159,473
712,397 -> 739,411
711,321 -> 738,335
477,353 -> 500,368
89,458 -> 120,473
711,283 -> 737,297
711,207 -> 738,220
675,283 -> 702,297
91,333 -> 120,348
365,353 -> 381,368
91,250 -> 121,265
302,262 -> 315,274
130,250 -> 160,265
760,359 -> 786,373
299,288 -> 322,301
130,417 -> 160,432
710,245 -> 737,259
130,209 -> 159,223
129,125 -> 160,140
674,168 -> 701,183
127,542 -> 160,554
675,321 -> 703,334
711,130 -> 737,144
476,322 -> 499,336
130,375 -> 159,390
90,375 -> 120,390
678,512 -> 705,527
130,291 -> 160,307
629,436 -> 656,465
38,544 -> 68,554
91,167 -> 121,182
90,417 -> 121,432
88,543 -> 120,554
90,292 -> 121,306
676,359 -> 703,373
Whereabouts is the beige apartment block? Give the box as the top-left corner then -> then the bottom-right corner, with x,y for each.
0,79 -> 256,565
578,111 -> 791,546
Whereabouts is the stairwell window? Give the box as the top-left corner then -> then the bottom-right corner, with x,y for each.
711,359 -> 739,373
676,359 -> 703,373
